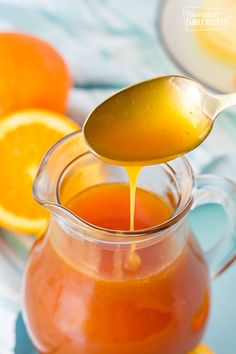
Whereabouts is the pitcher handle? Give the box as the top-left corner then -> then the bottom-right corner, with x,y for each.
193,174 -> 236,279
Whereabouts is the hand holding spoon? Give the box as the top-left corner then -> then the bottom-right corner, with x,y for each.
83,76 -> 236,165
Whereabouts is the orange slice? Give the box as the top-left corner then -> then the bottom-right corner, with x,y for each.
188,343 -> 214,354
0,109 -> 79,234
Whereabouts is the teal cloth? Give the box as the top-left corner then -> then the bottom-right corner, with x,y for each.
0,1 -> 236,353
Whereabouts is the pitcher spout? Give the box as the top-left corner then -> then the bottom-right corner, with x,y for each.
33,130 -> 88,211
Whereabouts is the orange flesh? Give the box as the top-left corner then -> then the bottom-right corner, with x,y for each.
24,184 -> 210,354
0,123 -> 64,219
0,110 -> 78,233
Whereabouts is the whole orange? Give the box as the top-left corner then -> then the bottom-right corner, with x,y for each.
0,32 -> 71,116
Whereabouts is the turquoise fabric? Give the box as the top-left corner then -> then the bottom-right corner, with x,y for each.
0,1 -> 235,353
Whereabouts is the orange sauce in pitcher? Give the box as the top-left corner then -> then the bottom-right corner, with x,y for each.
25,184 -> 210,354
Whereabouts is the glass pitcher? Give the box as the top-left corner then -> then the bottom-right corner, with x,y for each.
23,131 -> 236,354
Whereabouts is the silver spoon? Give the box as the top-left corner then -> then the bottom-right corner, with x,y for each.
83,76 -> 236,166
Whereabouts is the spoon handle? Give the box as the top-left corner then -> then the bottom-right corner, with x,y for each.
212,92 -> 236,118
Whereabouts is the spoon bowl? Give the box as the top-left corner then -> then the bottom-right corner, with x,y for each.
83,76 -> 236,166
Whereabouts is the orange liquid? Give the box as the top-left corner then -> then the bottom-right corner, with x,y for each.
67,184 -> 172,231
24,184 -> 210,354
